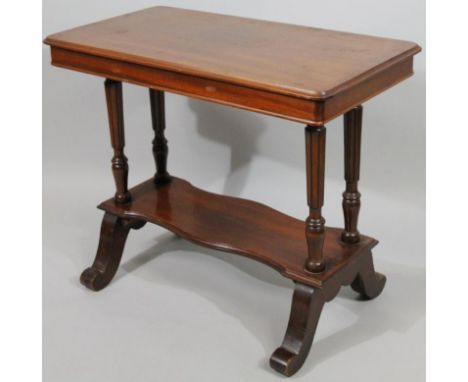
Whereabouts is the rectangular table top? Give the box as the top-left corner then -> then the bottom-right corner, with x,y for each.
45,6 -> 421,125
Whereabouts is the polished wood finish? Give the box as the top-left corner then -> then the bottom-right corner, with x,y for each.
149,89 -> 170,183
270,250 -> 385,376
351,251 -> 386,300
43,6 -> 421,377
47,47 -> 320,125
43,6 -> 418,99
104,79 -> 131,203
44,6 -> 421,125
80,212 -> 145,291
270,284 -> 325,376
98,177 -> 377,289
305,125 -> 326,273
342,105 -> 363,243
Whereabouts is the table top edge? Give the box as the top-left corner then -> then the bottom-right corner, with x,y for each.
44,35 -> 421,101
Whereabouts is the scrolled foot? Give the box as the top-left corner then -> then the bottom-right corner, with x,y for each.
80,267 -> 107,291
351,251 -> 386,300
270,347 -> 303,377
269,283 -> 325,376
80,212 -> 145,291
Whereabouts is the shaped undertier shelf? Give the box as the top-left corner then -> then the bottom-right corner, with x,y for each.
98,177 -> 378,288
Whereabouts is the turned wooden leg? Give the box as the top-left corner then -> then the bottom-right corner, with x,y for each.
351,251 -> 386,299
342,105 -> 362,243
270,283 -> 325,376
304,125 -> 326,273
149,88 -> 170,183
105,79 -> 131,203
80,212 -> 145,291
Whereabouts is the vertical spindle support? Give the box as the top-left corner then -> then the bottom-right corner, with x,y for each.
305,125 -> 326,273
149,89 -> 170,183
104,79 -> 131,204
342,105 -> 363,244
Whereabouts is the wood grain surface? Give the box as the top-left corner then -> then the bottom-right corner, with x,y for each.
98,177 -> 378,288
45,6 -> 420,100
44,7 -> 421,125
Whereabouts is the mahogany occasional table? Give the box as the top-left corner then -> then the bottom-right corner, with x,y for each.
44,7 -> 421,377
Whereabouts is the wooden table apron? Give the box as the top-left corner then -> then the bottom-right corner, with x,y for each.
44,6 -> 421,377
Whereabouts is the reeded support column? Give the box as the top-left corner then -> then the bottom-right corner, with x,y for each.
305,125 -> 326,273
149,89 -> 170,183
104,79 -> 131,203
342,105 -> 362,243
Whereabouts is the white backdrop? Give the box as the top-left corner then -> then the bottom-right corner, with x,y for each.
43,1 -> 425,381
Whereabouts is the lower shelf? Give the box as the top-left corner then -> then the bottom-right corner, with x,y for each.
98,177 -> 378,288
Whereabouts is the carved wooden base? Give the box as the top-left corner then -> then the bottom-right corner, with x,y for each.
270,251 -> 385,376
80,179 -> 385,376
80,212 -> 145,291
